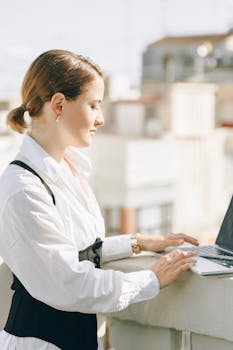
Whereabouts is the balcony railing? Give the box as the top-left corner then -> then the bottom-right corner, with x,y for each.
103,253 -> 233,350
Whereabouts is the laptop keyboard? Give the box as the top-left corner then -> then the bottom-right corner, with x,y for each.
207,258 -> 233,268
181,245 -> 233,260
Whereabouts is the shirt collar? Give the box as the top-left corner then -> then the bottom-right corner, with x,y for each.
17,134 -> 92,182
64,146 -> 92,179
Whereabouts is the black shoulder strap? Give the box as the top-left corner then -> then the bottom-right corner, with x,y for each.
10,160 -> 56,205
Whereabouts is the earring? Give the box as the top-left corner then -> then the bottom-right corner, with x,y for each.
56,114 -> 61,123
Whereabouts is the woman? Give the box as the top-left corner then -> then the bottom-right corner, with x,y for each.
0,49 -> 198,350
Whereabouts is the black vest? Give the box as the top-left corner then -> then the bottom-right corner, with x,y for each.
4,160 -> 103,350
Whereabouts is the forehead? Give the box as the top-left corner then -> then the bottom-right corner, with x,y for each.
82,77 -> 104,100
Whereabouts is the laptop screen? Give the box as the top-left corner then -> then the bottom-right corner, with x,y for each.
216,196 -> 233,250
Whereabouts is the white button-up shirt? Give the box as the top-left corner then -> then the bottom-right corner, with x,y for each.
0,134 -> 159,349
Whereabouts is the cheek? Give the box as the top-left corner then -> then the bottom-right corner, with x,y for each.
62,106 -> 93,133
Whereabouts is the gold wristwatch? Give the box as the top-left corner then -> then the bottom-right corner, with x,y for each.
130,233 -> 142,254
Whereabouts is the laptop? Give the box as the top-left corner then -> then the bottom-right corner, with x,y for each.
179,195 -> 233,276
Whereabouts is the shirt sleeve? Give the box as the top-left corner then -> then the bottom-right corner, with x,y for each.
102,234 -> 133,263
0,187 -> 159,314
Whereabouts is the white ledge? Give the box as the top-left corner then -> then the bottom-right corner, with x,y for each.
102,253 -> 233,342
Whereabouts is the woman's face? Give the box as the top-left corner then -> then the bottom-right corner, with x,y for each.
60,76 -> 105,148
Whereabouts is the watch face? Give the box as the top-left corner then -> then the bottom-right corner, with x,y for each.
134,245 -> 141,254
131,241 -> 141,254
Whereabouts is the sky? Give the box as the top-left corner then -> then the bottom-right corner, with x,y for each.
1,0 -> 233,94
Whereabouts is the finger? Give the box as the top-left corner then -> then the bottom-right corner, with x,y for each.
173,257 -> 197,271
184,251 -> 198,257
169,249 -> 197,257
174,260 -> 197,274
166,250 -> 197,265
164,249 -> 191,265
166,238 -> 184,247
176,234 -> 199,246
184,237 -> 199,246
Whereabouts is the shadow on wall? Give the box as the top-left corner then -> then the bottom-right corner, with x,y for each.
0,261 -> 13,330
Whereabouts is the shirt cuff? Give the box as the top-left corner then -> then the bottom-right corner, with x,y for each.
102,234 -> 132,263
125,269 -> 160,302
115,269 -> 160,311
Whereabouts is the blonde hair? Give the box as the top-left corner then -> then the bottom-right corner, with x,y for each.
7,49 -> 104,133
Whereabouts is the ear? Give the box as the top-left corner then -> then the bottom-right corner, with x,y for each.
50,93 -> 66,119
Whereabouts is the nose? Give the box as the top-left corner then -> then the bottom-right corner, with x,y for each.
95,109 -> 104,126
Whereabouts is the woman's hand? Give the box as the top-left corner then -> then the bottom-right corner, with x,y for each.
137,233 -> 199,253
149,249 -> 197,288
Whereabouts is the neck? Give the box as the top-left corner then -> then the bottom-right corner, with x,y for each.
28,129 -> 66,163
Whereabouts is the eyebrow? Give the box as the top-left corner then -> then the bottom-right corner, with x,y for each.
92,99 -> 102,103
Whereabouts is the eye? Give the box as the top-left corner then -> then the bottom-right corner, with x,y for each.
91,105 -> 99,111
